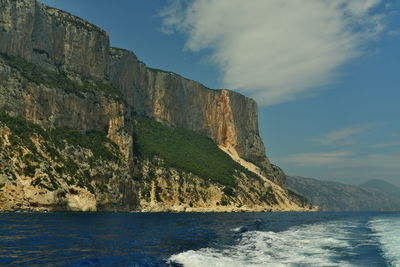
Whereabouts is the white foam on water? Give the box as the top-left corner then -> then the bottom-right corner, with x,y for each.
369,217 -> 400,267
169,221 -> 357,267
231,227 -> 242,232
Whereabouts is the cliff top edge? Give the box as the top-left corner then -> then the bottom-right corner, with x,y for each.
33,0 -> 256,104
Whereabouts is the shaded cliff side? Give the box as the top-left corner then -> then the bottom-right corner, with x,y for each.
0,0 -> 304,211
0,0 -> 109,78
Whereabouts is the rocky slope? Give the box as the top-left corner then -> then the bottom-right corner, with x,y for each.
0,113 -> 135,212
0,0 -> 309,212
361,179 -> 400,198
287,176 -> 400,211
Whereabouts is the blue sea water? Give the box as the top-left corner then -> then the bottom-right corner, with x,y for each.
0,212 -> 399,266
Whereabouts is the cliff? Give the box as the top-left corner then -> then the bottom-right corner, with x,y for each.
0,0 -> 109,78
108,48 -> 268,167
0,0 -> 305,211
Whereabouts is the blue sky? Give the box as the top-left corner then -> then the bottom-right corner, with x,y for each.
39,0 -> 400,186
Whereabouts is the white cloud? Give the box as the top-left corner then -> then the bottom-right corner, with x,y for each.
287,151 -> 353,166
312,125 -> 370,146
161,0 -> 386,105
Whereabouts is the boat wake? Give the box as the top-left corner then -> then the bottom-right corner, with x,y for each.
369,216 -> 400,267
169,221 -> 357,267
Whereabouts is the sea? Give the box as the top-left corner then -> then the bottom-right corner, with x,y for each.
0,212 -> 399,266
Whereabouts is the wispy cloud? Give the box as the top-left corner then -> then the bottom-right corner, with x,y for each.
312,125 -> 370,146
287,151 -> 353,166
160,0 -> 387,106
285,149 -> 400,170
371,142 -> 400,148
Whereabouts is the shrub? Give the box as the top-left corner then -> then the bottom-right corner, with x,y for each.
0,112 -> 122,192
22,164 -> 37,177
288,189 -> 310,207
133,116 -> 247,187
260,186 -> 278,205
48,128 -> 120,162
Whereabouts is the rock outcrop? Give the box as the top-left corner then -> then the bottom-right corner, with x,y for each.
0,0 -> 109,78
0,115 -> 136,212
0,0 -> 306,211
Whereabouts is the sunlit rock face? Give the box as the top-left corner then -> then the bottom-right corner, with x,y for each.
0,0 -> 269,170
109,48 -> 268,169
0,0 -> 36,60
0,0 -> 297,211
0,0 -> 109,79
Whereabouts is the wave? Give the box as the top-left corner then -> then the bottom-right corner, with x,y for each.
168,221 -> 357,267
369,217 -> 400,267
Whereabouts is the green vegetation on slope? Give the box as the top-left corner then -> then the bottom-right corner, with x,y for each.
0,112 -> 121,191
0,112 -> 119,163
133,116 -> 250,188
0,53 -> 121,99
48,128 -> 121,163
287,189 -> 311,208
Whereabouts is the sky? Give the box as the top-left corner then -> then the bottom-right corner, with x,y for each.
39,0 -> 400,187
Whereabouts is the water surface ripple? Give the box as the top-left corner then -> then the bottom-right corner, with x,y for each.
0,212 -> 398,266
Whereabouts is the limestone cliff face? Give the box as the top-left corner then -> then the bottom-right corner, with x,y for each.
0,0 -> 300,211
0,0 -> 109,79
0,57 -> 133,160
109,48 -> 268,168
0,0 -> 36,60
0,0 -> 268,171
